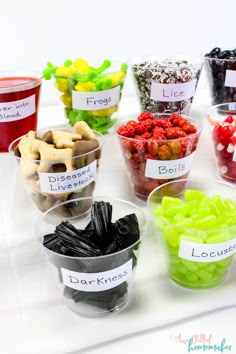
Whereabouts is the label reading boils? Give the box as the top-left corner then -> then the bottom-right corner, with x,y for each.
145,153 -> 195,179
225,70 -> 236,87
178,238 -> 236,262
0,94 -> 35,122
150,80 -> 197,102
72,86 -> 120,110
39,160 -> 97,194
61,259 -> 133,292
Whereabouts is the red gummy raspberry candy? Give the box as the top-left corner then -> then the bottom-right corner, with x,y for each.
137,112 -> 154,121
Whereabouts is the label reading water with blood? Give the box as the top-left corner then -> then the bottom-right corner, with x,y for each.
178,238 -> 236,262
150,80 -> 197,102
61,259 -> 133,292
145,153 -> 195,179
39,160 -> 97,194
225,70 -> 236,87
0,94 -> 35,122
72,86 -> 120,110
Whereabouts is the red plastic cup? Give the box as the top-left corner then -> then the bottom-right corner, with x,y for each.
0,72 -> 42,152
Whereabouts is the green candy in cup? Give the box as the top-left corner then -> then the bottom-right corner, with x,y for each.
43,58 -> 127,134
148,178 -> 236,290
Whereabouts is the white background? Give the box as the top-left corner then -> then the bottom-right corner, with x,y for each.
1,1 -> 236,353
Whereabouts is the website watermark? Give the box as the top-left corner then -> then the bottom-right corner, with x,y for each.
170,333 -> 232,352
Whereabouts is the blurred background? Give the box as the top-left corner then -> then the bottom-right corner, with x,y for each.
1,0 -> 235,105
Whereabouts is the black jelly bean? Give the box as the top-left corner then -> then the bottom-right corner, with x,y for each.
209,47 -> 221,57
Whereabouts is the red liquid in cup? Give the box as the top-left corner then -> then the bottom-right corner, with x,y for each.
0,76 -> 41,152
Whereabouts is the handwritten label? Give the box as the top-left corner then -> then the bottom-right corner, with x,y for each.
61,259 -> 133,292
72,86 -> 120,110
178,238 -> 236,262
39,160 -> 97,194
150,80 -> 197,102
225,70 -> 236,87
145,153 -> 195,179
0,95 -> 35,122
233,145 -> 236,161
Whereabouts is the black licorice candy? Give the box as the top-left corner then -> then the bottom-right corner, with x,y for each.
43,201 -> 140,311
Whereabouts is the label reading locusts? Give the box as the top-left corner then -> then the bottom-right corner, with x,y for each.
150,80 -> 197,102
178,238 -> 236,262
0,95 -> 35,122
225,70 -> 236,87
39,160 -> 97,194
145,152 -> 195,179
61,259 -> 133,292
72,85 -> 120,110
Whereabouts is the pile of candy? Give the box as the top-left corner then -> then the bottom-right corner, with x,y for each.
43,201 -> 140,311
131,58 -> 202,114
117,112 -> 200,199
43,58 -> 127,134
205,47 -> 236,104
151,189 -> 236,289
211,115 -> 236,181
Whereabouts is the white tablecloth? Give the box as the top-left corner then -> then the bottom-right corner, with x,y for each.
1,94 -> 236,354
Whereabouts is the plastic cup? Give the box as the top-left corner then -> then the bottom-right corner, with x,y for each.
37,196 -> 147,317
204,55 -> 236,105
147,178 -> 236,290
116,114 -> 202,201
44,60 -> 127,135
207,102 -> 236,183
130,55 -> 203,114
0,71 -> 42,152
8,126 -> 103,213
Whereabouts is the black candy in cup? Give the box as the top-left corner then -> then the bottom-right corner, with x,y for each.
39,197 -> 146,317
204,47 -> 236,104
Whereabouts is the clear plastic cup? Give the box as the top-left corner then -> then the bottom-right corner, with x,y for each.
43,60 -> 127,135
207,102 -> 236,183
147,178 -> 236,290
37,196 -> 147,317
9,126 -> 104,213
130,55 -> 203,114
0,71 -> 42,152
204,55 -> 236,105
116,113 -> 202,201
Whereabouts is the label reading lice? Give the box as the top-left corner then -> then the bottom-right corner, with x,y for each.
150,80 -> 197,102
39,160 -> 97,194
61,259 -> 133,292
178,238 -> 236,262
225,70 -> 236,87
145,152 -> 195,179
72,86 -> 121,110
0,95 -> 35,122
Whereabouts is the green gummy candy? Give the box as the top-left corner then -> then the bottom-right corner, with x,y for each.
193,215 -> 218,229
181,259 -> 199,272
196,269 -> 213,282
184,189 -> 206,201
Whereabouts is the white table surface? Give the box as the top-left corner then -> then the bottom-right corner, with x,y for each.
1,91 -> 236,354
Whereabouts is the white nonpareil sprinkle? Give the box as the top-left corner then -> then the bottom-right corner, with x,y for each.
216,143 -> 224,151
227,143 -> 235,153
220,166 -> 228,174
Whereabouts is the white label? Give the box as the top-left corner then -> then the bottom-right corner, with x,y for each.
225,70 -> 236,87
145,152 -> 195,179
61,259 -> 133,292
150,80 -> 197,102
178,238 -> 236,262
39,160 -> 96,194
72,86 -> 120,110
233,145 -> 236,161
0,94 -> 35,122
